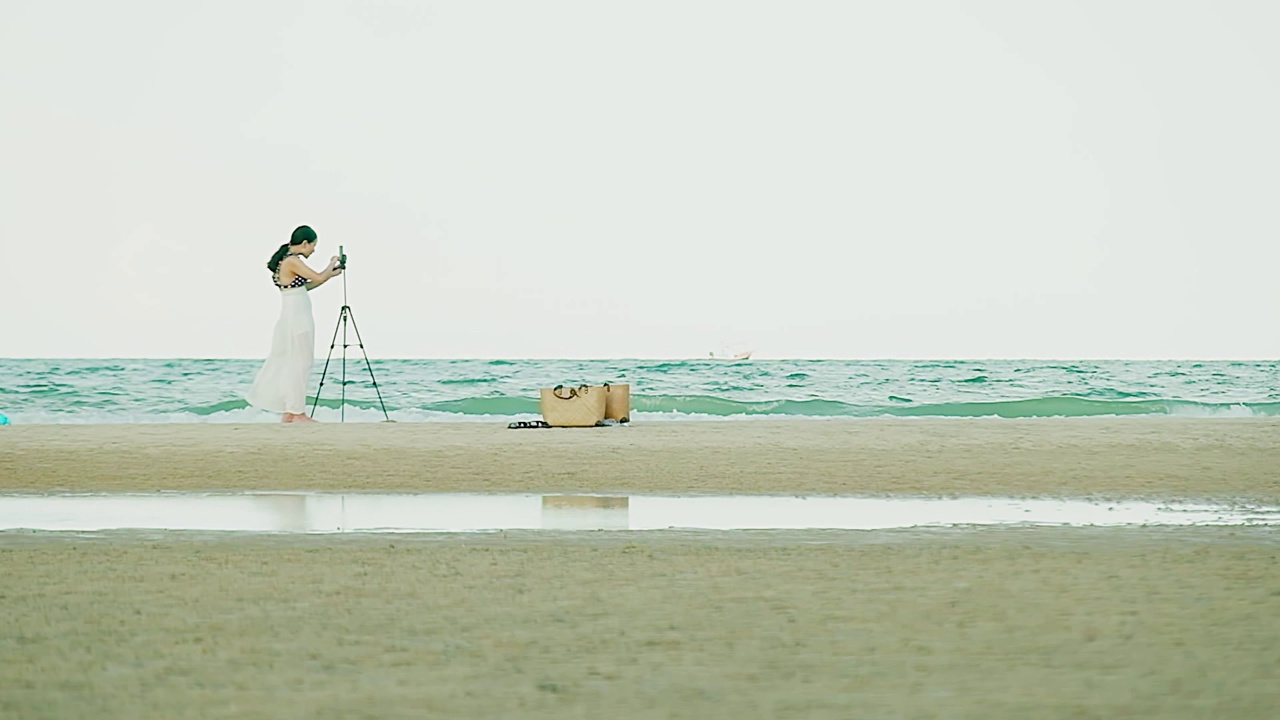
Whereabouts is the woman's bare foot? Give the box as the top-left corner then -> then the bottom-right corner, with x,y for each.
281,413 -> 317,423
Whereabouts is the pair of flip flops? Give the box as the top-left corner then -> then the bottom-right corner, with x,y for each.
508,420 -> 551,429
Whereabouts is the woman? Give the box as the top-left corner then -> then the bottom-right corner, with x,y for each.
246,225 -> 343,423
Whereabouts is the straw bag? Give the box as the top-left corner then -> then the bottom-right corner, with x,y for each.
602,383 -> 630,422
539,385 -> 607,427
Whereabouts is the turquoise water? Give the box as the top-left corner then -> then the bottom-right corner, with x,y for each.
0,358 -> 1277,424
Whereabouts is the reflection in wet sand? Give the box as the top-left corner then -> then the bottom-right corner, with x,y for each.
542,495 -> 629,530
0,493 -> 1277,533
258,494 -> 309,532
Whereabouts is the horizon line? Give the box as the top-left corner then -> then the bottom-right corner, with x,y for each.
2,356 -> 1277,363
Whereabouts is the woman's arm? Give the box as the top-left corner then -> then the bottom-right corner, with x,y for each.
282,255 -> 343,291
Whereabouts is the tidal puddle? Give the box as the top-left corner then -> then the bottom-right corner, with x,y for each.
0,493 -> 1277,533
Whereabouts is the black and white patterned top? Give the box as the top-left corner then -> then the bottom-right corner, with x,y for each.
274,256 -> 308,289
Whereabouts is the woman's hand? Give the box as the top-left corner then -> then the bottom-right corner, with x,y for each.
327,256 -> 344,276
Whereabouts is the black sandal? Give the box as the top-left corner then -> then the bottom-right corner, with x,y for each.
508,420 -> 552,429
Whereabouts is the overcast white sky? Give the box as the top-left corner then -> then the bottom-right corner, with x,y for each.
3,0 -> 1277,359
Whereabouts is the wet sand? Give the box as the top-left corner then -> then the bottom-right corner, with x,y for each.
2,528 -> 1278,719
2,419 -> 1279,718
2,418 -> 1279,500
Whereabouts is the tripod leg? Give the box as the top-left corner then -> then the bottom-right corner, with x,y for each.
311,306 -> 345,418
340,307 -> 348,423
344,308 -> 392,421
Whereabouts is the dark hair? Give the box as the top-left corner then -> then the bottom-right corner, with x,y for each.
267,225 -> 319,273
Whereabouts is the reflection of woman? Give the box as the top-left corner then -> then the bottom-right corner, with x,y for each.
246,225 -> 343,423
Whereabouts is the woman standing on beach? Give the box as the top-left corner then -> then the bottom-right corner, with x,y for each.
246,225 -> 343,423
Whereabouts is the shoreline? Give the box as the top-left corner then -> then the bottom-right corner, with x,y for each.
2,418 -> 1277,501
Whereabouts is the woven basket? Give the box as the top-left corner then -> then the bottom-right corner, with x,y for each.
539,385 -> 607,427
603,383 -> 630,422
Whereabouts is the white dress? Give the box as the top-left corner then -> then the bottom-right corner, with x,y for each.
246,278 -> 315,415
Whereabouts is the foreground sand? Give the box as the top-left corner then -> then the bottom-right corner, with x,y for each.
2,418 -> 1279,499
2,528 -> 1278,719
3,419 -> 1279,718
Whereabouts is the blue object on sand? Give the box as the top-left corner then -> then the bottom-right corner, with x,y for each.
0,413 -> 9,425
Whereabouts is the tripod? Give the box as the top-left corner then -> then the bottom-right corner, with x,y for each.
310,261 -> 391,422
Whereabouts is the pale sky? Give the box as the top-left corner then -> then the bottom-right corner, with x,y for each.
3,0 -> 1277,359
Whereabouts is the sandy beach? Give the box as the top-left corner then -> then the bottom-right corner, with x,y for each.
2,418 -> 1278,499
2,528 -> 1278,719
3,418 -> 1279,718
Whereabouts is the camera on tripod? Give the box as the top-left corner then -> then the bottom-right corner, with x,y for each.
337,245 -> 347,270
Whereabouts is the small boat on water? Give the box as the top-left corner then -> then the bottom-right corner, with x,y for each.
707,350 -> 752,362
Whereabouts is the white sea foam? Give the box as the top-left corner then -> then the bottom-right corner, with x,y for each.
1166,402 -> 1259,418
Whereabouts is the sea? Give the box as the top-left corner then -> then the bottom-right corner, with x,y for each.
0,358 -> 1277,425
